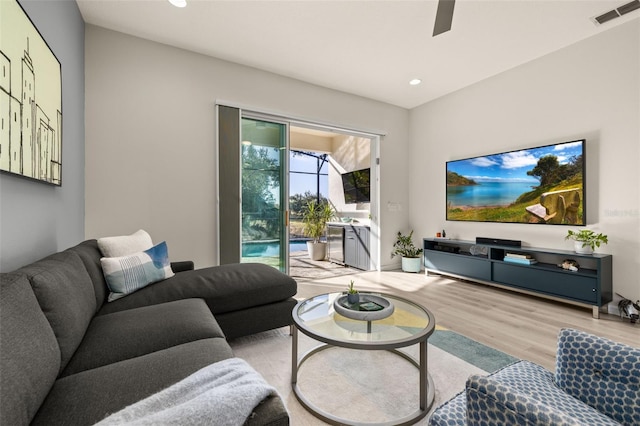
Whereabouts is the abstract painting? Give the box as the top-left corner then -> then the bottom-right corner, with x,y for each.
0,0 -> 62,185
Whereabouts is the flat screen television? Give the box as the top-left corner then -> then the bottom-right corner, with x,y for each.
446,139 -> 585,225
342,168 -> 371,203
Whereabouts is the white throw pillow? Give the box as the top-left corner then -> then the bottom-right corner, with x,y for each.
97,229 -> 153,258
101,241 -> 175,302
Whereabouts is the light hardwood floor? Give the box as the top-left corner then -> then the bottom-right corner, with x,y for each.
295,269 -> 639,371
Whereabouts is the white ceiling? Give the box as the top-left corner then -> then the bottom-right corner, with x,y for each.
76,0 -> 638,109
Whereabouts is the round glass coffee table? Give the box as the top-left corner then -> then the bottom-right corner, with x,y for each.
291,292 -> 436,425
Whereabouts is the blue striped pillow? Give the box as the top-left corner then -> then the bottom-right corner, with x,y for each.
101,241 -> 174,302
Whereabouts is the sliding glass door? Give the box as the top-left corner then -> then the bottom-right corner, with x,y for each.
240,117 -> 289,272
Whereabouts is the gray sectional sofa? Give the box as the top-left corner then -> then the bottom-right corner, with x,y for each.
1,239 -> 298,425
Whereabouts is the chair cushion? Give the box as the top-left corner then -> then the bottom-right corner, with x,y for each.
61,299 -> 225,377
31,339 -> 233,426
101,241 -> 174,302
0,273 -> 60,425
17,250 -> 96,372
555,328 -> 640,426
97,229 -> 153,257
97,262 -> 297,316
466,360 -> 620,426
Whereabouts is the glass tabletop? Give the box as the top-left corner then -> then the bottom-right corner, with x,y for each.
293,292 -> 435,349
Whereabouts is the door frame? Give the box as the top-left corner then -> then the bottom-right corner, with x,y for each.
215,101 -> 382,272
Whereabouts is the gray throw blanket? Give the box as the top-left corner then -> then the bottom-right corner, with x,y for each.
95,358 -> 277,426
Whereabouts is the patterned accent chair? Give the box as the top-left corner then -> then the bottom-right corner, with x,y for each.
428,328 -> 639,426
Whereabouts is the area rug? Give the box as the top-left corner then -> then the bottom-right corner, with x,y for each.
228,326 -> 518,425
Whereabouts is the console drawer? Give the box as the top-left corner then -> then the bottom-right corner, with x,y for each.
493,263 -> 597,303
424,251 -> 491,281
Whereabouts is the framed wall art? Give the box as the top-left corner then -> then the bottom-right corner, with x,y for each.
0,0 -> 62,185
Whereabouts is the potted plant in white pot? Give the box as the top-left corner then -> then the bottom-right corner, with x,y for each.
391,230 -> 423,273
565,229 -> 608,254
302,200 -> 335,261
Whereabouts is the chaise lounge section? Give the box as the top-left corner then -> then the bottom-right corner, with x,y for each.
1,237 -> 297,425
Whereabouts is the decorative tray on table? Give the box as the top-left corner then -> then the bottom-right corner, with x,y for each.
333,294 -> 395,321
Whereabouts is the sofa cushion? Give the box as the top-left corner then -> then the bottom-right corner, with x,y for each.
97,262 -> 297,316
17,250 -> 96,372
97,229 -> 153,257
555,328 -> 640,426
61,299 -> 225,377
31,338 -> 233,426
0,273 -> 61,426
101,241 -> 175,302
67,240 -> 109,309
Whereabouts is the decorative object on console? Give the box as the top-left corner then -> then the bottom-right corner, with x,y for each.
503,252 -> 537,265
302,200 -> 335,260
565,229 -> 608,254
391,230 -> 423,273
558,259 -> 580,272
447,139 -> 585,225
347,280 -> 359,304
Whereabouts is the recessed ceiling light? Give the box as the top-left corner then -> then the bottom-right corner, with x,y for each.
168,0 -> 187,8
409,79 -> 422,86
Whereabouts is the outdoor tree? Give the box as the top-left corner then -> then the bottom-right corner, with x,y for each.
289,191 -> 327,218
242,145 -> 280,239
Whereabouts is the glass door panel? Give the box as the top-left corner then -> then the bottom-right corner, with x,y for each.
240,118 -> 288,272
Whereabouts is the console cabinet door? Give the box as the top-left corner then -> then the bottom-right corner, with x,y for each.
424,251 -> 491,281
344,226 -> 370,270
344,228 -> 358,268
493,263 -> 598,303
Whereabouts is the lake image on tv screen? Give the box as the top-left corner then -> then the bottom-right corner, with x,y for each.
446,140 -> 585,225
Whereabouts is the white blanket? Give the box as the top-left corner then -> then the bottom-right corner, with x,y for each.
95,358 -> 278,426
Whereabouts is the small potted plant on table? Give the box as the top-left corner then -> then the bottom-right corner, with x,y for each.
565,229 -> 608,254
391,230 -> 423,273
347,280 -> 359,304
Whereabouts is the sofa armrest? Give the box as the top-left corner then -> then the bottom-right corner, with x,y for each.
170,261 -> 195,273
466,361 -> 621,426
555,328 -> 640,425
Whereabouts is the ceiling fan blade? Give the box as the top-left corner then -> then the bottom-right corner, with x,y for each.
433,0 -> 456,36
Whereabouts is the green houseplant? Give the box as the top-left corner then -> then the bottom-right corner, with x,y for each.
302,200 -> 335,260
391,231 -> 423,273
565,229 -> 608,254
347,280 -> 359,304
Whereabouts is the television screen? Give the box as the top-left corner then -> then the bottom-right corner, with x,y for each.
446,139 -> 585,225
342,168 -> 371,203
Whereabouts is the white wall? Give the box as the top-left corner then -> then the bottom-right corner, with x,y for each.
85,25 -> 409,269
0,0 -> 84,272
409,20 -> 640,301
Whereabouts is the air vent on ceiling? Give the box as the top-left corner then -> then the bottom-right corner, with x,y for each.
592,0 -> 640,25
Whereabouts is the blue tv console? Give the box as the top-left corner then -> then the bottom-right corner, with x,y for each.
423,238 -> 613,319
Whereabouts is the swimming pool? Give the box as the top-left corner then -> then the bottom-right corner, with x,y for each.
242,240 -> 310,257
